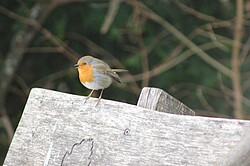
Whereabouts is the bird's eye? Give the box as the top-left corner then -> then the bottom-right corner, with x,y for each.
79,62 -> 86,66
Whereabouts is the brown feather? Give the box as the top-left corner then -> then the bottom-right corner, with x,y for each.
106,70 -> 122,83
92,62 -> 127,83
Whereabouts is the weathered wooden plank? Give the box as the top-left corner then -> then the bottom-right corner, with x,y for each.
4,88 -> 250,166
137,87 -> 195,115
218,132 -> 250,166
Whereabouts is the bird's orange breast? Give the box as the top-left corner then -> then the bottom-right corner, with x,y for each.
77,65 -> 94,83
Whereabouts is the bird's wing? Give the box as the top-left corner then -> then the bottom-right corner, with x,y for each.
108,69 -> 128,83
106,70 -> 122,83
93,63 -> 123,83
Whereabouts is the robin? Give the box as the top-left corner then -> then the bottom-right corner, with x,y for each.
74,55 -> 128,106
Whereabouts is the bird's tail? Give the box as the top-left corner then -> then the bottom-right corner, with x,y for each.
111,69 -> 128,73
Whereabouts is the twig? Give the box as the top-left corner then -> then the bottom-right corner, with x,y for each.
218,74 -> 250,109
25,47 -> 64,53
240,36 -> 250,63
126,0 -> 232,77
138,35 -> 149,87
177,20 -> 232,59
101,0 -> 123,34
242,78 -> 250,93
172,0 -> 219,22
132,4 -> 149,87
217,73 -> 234,108
197,28 -> 233,47
30,68 -> 74,87
170,82 -> 222,97
0,114 -> 13,143
196,87 -> 215,112
231,0 -> 244,119
39,28 -> 78,61
0,0 -> 85,142
17,0 -> 31,16
221,84 -> 250,108
0,3 -> 81,61
0,3 -> 55,142
126,42 -> 222,81
147,31 -> 169,53
14,75 -> 30,96
200,20 -> 233,29
9,87 -> 29,104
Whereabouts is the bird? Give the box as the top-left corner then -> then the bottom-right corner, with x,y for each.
74,55 -> 128,106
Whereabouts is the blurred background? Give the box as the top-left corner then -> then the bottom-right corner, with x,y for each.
0,0 -> 250,163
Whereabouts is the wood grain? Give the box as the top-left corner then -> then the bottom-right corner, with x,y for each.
4,88 -> 250,166
137,87 -> 195,115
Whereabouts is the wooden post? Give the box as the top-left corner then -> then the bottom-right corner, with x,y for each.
137,87 -> 195,115
3,88 -> 250,165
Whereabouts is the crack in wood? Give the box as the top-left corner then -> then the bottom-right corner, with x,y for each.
60,138 -> 94,166
87,139 -> 94,166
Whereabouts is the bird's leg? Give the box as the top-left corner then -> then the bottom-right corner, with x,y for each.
84,90 -> 94,104
95,89 -> 104,107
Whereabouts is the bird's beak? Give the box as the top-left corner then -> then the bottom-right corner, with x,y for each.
74,64 -> 79,69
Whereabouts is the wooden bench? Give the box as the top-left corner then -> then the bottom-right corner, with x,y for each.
3,87 -> 250,165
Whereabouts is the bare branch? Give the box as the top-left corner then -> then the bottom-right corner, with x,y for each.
132,4 -> 149,87
240,36 -> 250,63
172,0 -> 219,22
25,47 -> 64,53
125,42 -> 223,81
0,0 -> 85,142
101,0 -> 122,34
126,0 -> 232,77
196,87 -> 215,112
0,3 -> 55,142
231,0 -> 244,119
